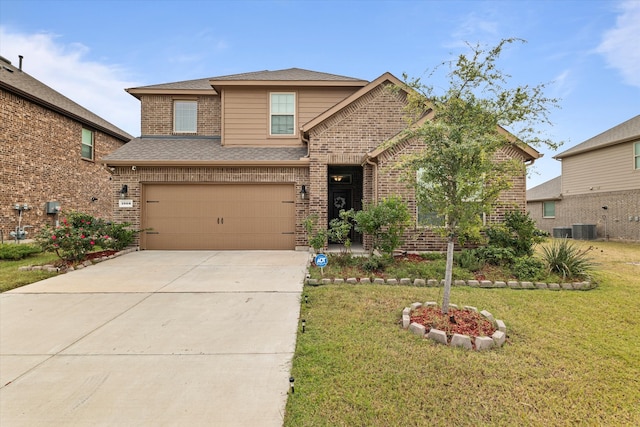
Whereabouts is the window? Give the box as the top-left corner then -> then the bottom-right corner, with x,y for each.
416,169 -> 445,227
635,142 -> 640,170
270,93 -> 295,135
543,201 -> 556,218
174,100 -> 197,133
81,128 -> 94,160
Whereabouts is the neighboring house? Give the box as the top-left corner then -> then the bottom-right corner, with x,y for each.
103,68 -> 539,251
0,55 -> 132,241
527,115 -> 640,241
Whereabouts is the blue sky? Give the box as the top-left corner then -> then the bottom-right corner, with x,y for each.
1,0 -> 639,188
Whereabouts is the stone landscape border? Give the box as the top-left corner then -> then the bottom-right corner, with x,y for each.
402,302 -> 507,351
18,247 -> 138,273
306,277 -> 594,290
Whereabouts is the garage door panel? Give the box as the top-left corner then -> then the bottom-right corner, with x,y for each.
142,184 -> 295,250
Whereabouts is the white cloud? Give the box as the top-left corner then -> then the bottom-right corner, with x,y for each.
597,1 -> 640,88
0,28 -> 141,136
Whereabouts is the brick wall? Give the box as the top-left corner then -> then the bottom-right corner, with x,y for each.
112,166 -> 309,247
305,81 -> 530,252
140,95 -> 221,136
1,88 -> 125,240
527,189 -> 640,241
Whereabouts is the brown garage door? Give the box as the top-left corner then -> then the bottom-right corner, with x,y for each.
142,184 -> 296,250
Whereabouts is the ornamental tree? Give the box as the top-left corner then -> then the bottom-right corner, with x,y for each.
394,38 -> 560,313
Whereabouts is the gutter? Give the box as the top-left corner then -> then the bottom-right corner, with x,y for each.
101,159 -> 311,168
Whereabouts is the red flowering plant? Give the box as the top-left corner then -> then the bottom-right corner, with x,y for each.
37,212 -> 109,262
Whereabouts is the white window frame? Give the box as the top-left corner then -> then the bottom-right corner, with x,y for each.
173,100 -> 197,133
543,201 -> 556,218
81,128 -> 94,160
269,92 -> 296,136
634,142 -> 640,170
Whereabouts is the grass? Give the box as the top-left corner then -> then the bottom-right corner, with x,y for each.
285,240 -> 640,426
0,249 -> 59,292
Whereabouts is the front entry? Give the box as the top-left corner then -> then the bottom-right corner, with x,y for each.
328,166 -> 362,244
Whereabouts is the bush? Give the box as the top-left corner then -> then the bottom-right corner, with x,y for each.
36,212 -> 141,262
328,209 -> 355,253
354,196 -> 411,255
541,239 -> 595,281
420,252 -> 445,261
486,210 -> 545,257
360,255 -> 389,272
474,246 -> 516,266
0,243 -> 42,260
454,249 -> 483,271
512,256 -> 546,281
304,214 -> 327,253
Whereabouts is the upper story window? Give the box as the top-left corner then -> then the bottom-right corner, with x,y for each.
174,100 -> 197,133
543,201 -> 556,218
635,142 -> 640,170
81,128 -> 94,160
270,93 -> 295,135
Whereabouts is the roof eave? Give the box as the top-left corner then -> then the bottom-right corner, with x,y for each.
1,81 -> 132,142
554,136 -> 638,159
209,80 -> 368,89
101,159 -> 311,167
125,88 -> 219,99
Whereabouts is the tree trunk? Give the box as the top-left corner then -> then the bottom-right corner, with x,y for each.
442,236 -> 454,314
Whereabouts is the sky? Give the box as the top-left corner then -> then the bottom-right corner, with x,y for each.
1,0 -> 639,189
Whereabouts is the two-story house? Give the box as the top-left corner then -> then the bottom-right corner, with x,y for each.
527,115 -> 640,241
0,55 -> 132,241
103,68 -> 539,251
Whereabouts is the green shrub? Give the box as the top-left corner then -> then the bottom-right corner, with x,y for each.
360,255 -> 389,272
0,243 -> 42,260
102,222 -> 137,251
541,239 -> 595,281
420,252 -> 445,261
512,256 -> 546,281
328,209 -> 355,253
486,210 -> 545,257
454,249 -> 483,271
304,214 -> 327,253
475,246 -> 516,266
354,196 -> 411,255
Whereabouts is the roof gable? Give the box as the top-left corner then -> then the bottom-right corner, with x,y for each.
555,114 -> 640,159
301,72 -> 405,132
0,56 -> 132,141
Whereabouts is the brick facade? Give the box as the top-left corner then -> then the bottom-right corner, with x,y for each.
1,88 -> 125,240
140,95 -> 221,136
306,82 -> 530,251
527,190 -> 640,241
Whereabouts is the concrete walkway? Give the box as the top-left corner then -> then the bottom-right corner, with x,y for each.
0,250 -> 310,426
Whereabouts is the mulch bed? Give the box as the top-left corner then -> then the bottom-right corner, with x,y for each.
410,306 -> 496,337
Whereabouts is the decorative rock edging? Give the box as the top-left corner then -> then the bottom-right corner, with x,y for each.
305,277 -> 595,290
17,247 -> 139,273
403,301 -> 507,351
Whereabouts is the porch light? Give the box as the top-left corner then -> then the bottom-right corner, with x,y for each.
331,175 -> 343,182
120,185 -> 128,199
300,185 -> 308,200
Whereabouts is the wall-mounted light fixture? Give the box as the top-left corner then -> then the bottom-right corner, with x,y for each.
120,184 -> 128,199
91,197 -> 98,202
300,185 -> 308,200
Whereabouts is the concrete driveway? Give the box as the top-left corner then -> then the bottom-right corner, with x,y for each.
0,250 -> 309,426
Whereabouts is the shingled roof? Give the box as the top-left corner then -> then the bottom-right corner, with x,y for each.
0,56 -> 132,141
526,176 -> 562,201
554,114 -> 640,159
102,137 -> 308,165
128,68 -> 367,93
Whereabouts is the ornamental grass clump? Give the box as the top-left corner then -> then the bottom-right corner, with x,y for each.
541,238 -> 595,281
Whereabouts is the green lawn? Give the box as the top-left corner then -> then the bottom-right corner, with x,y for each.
0,251 -> 59,292
285,240 -> 640,426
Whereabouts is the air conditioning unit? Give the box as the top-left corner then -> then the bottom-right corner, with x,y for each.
572,224 -> 596,240
553,227 -> 572,238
